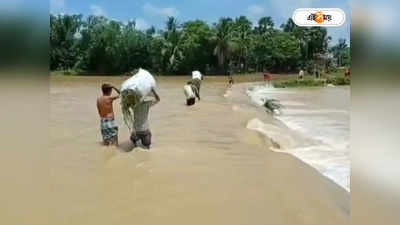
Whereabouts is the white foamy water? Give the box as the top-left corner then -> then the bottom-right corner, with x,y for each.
246,85 -> 350,192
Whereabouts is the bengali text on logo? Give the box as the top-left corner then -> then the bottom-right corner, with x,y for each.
292,8 -> 345,27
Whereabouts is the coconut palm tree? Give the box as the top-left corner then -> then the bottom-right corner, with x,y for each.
233,16 -> 252,73
256,16 -> 274,34
213,17 -> 235,74
161,17 -> 184,73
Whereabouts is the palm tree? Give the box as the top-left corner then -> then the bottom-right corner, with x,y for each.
257,16 -> 274,34
232,16 -> 252,73
50,14 -> 83,70
213,17 -> 234,74
281,18 -> 296,33
165,17 -> 178,33
330,38 -> 347,66
161,17 -> 184,73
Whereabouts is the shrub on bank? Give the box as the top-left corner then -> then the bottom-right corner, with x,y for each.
326,76 -> 350,85
51,70 -> 80,76
273,73 -> 350,88
273,79 -> 326,88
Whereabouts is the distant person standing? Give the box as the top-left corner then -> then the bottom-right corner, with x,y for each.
344,68 -> 350,77
314,66 -> 321,79
97,84 -> 120,146
263,71 -> 272,86
263,72 -> 272,81
228,75 -> 234,86
298,69 -> 304,79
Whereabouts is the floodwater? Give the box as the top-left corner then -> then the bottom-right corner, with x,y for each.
41,76 -> 349,225
246,84 -> 350,191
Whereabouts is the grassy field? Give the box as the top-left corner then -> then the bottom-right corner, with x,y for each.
272,70 -> 350,88
50,71 -> 297,83
50,70 -> 349,87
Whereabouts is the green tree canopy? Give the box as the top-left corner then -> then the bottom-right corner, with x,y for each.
50,14 -> 348,75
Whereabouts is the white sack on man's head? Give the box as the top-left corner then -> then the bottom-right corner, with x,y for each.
120,68 -> 156,130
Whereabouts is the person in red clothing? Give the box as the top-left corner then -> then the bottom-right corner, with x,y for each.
263,72 -> 272,81
263,71 -> 272,86
344,68 -> 350,77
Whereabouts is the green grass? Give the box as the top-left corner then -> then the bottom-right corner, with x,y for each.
326,76 -> 350,85
51,69 -> 350,87
272,69 -> 350,88
273,78 -> 326,88
51,70 -> 81,76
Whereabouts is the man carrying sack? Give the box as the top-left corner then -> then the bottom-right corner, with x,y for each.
183,71 -> 202,106
120,68 -> 160,149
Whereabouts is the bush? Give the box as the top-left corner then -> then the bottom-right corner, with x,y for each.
51,70 -> 81,76
273,79 -> 325,88
326,76 -> 350,85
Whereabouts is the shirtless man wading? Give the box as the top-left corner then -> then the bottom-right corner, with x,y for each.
97,83 -> 120,146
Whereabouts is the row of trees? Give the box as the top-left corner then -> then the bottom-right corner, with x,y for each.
50,14 -> 350,75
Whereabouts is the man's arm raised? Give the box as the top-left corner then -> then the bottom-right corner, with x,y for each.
111,86 -> 120,100
112,86 -> 120,94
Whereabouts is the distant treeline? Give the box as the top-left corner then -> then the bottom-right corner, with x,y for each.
50,14 -> 350,75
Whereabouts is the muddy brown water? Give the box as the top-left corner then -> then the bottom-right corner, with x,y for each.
13,76 -> 348,225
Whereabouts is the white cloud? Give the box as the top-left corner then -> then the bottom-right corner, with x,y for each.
90,5 -> 106,16
136,18 -> 150,30
50,0 -> 65,14
142,3 -> 179,17
268,0 -> 318,18
247,4 -> 265,16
